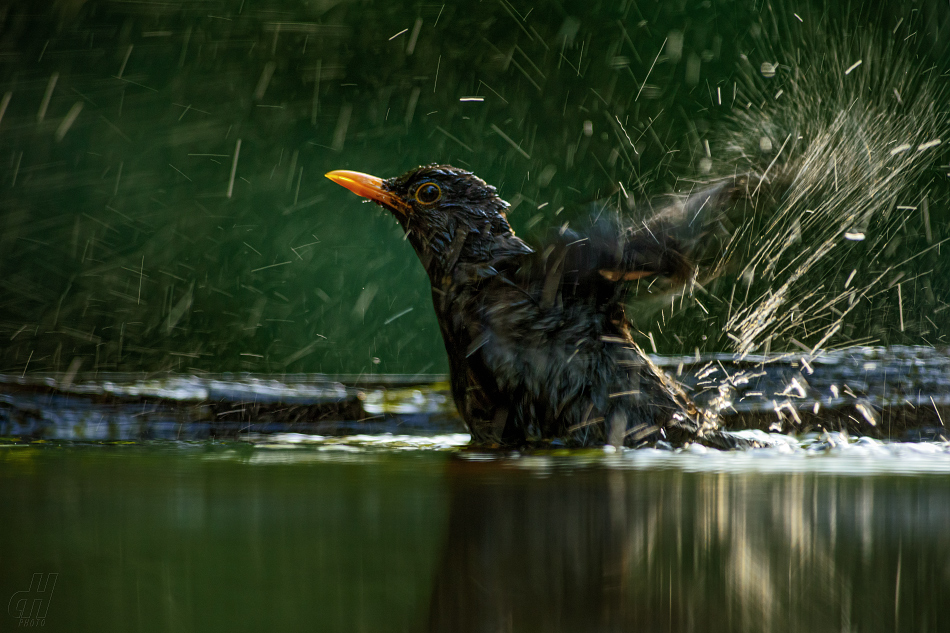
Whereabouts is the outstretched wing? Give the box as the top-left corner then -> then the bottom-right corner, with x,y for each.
536,180 -> 748,300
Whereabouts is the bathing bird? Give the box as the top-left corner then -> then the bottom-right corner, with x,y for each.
326,165 -> 747,448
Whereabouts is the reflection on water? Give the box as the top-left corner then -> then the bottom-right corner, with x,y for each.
2,445 -> 948,632
433,455 -> 950,632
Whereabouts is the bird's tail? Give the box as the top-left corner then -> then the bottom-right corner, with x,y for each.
633,10 -> 949,358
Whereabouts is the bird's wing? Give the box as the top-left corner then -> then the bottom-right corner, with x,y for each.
540,215 -> 691,292
639,179 -> 750,271
545,180 -> 750,290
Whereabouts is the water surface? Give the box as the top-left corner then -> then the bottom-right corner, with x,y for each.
3,440 -> 949,632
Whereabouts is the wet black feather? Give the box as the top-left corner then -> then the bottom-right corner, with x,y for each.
370,164 -> 744,447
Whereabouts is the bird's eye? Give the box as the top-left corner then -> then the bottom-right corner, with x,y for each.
414,183 -> 442,204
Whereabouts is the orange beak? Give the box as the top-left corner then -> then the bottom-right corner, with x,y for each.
325,170 -> 409,215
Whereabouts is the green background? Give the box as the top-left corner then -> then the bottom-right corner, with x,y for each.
0,0 -> 947,376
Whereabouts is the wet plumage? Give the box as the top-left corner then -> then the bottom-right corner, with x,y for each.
327,165 -> 743,448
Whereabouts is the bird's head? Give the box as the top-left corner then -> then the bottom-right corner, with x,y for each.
326,164 -> 527,276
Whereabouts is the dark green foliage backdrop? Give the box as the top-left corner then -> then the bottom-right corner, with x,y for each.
0,0 -> 947,375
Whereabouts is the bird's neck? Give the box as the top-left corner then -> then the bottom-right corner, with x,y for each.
406,222 -> 533,283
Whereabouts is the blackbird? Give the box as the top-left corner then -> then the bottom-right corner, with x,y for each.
326,165 -> 746,448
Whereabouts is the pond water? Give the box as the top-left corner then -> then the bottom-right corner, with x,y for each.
3,437 -> 949,633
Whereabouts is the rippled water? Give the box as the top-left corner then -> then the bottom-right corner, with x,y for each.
2,439 -> 949,633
